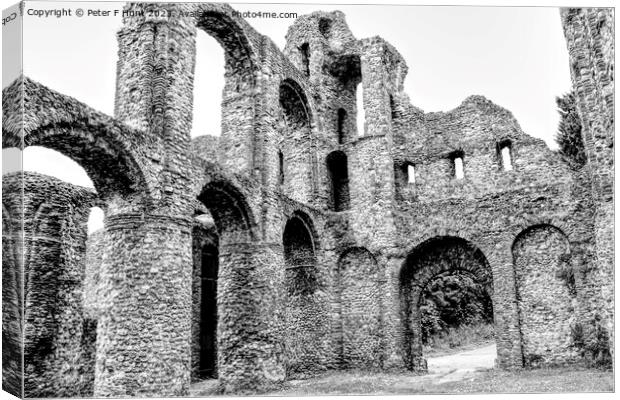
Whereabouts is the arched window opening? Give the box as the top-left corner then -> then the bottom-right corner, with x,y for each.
199,244 -> 219,378
337,108 -> 347,144
407,163 -> 416,184
318,18 -> 332,38
283,215 -> 317,296
300,43 -> 310,77
449,151 -> 465,180
326,151 -> 350,211
278,150 -> 285,185
191,30 -> 225,138
499,140 -> 513,171
356,82 -> 365,137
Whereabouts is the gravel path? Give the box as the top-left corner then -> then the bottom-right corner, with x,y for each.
426,343 -> 496,383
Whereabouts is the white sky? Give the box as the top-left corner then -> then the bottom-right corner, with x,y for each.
2,0 -> 586,232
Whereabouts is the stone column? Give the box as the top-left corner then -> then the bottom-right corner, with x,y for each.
94,213 -> 193,397
217,241 -> 286,393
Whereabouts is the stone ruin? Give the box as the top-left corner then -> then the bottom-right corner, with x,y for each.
1,3 -> 614,397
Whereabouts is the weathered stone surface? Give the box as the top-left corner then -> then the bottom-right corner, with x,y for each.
561,7 -> 614,359
1,3 -> 613,397
3,172 -> 96,397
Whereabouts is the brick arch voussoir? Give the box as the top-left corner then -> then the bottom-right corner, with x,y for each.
279,77 -> 315,130
510,221 -> 572,257
195,162 -> 258,243
283,210 -> 320,253
193,3 -> 261,79
337,246 -> 380,278
399,227 -> 486,275
509,215 -> 574,246
20,122 -> 151,200
400,234 -> 494,293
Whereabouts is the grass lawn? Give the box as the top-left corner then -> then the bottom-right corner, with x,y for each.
435,367 -> 614,394
261,367 -> 613,396
191,367 -> 613,396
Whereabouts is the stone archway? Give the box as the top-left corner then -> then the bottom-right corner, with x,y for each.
2,78 -> 149,202
399,236 -> 494,371
512,224 -> 578,366
281,211 -> 329,376
194,5 -> 259,175
195,175 -> 285,392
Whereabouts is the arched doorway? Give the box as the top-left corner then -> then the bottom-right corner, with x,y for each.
191,215 -> 220,380
194,175 -> 286,391
282,211 -> 327,376
400,236 -> 495,371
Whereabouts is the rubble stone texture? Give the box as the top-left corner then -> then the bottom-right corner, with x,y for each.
1,3 -> 614,397
3,173 -> 96,397
561,7 -> 615,357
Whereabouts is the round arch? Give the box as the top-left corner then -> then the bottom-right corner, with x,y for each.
282,211 -> 329,375
194,7 -> 259,85
192,5 -> 260,176
197,179 -> 256,244
399,236 -> 494,371
279,78 -> 312,129
512,224 -> 577,367
3,122 -> 148,201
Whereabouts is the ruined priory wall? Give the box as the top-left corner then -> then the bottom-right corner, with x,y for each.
3,172 -> 96,397
561,7 -> 614,354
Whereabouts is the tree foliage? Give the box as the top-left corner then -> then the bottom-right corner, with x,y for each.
555,91 -> 587,169
420,272 -> 493,344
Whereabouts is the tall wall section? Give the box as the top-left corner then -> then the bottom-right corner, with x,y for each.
3,172 -> 96,397
561,8 -> 614,353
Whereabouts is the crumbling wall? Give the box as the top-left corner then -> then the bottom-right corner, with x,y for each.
2,182 -> 23,397
3,172 -> 96,397
561,7 -> 614,358
2,3 -> 613,397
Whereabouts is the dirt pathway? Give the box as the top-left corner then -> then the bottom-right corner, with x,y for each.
425,343 -> 496,383
189,343 -> 498,396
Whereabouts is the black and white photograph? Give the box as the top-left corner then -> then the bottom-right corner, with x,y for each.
1,0 -> 615,397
